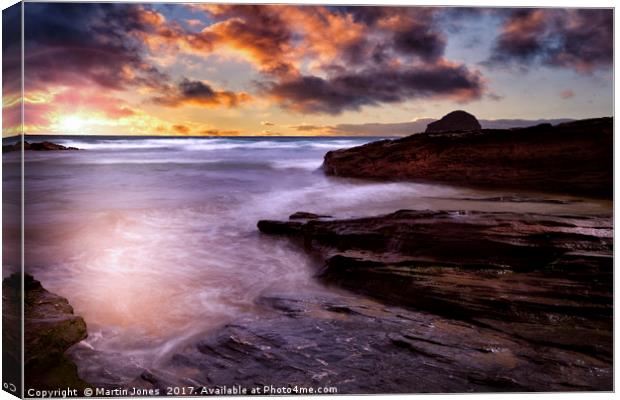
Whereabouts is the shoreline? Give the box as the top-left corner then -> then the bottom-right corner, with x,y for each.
14,127 -> 613,393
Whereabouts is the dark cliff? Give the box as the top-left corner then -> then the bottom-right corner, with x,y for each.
323,117 -> 612,198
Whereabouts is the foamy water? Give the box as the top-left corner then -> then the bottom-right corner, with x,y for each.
4,135 -> 611,385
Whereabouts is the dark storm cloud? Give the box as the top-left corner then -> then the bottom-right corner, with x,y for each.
392,24 -> 445,62
336,6 -> 446,64
3,4 -> 22,95
152,79 -> 250,108
3,4 -> 23,134
251,5 -> 485,114
265,64 -> 483,115
489,9 -> 612,72
179,79 -> 216,99
24,3 -> 168,91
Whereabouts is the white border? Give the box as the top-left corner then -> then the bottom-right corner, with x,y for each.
0,1 -> 616,400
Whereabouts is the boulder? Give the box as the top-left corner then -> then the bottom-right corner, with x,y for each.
425,110 -> 481,133
2,273 -> 89,391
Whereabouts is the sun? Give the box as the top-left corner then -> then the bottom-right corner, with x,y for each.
58,115 -> 87,133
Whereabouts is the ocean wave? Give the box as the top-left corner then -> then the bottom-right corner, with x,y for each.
53,138 -> 369,152
54,157 -> 323,171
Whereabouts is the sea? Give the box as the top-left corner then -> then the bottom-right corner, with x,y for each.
1,135 -> 612,385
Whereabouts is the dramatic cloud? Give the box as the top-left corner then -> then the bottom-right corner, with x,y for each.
392,25 -> 445,63
178,5 -> 484,114
17,3 -> 611,136
489,9 -> 612,72
207,5 -> 296,76
152,79 -> 251,108
2,4 -> 22,136
2,4 -> 21,95
24,3 -> 169,92
265,62 -> 484,114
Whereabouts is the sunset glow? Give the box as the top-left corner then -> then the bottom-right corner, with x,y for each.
57,115 -> 87,133
2,4 -> 613,137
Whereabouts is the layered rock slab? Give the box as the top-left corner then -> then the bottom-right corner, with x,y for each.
255,210 -> 612,390
2,274 -> 89,391
136,291 -> 610,393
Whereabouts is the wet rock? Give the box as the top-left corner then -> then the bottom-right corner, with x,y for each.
2,142 -> 20,153
289,212 -> 332,220
140,292 -> 611,393
429,195 -> 575,205
27,141 -> 79,151
425,110 -> 481,133
257,209 -> 612,390
257,220 -> 304,235
3,273 -> 89,391
2,141 -> 79,152
323,117 -> 612,198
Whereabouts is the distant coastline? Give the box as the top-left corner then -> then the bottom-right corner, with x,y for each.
3,116 -> 597,141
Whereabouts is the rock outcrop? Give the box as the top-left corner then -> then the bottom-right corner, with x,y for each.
256,209 -> 612,391
138,288 -> 611,393
3,141 -> 79,153
323,117 -> 612,198
2,274 -> 89,391
425,110 -> 481,132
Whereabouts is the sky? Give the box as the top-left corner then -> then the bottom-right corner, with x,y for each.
2,3 -> 614,137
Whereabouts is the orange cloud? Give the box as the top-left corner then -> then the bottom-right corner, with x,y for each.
151,79 -> 251,108
173,124 -> 190,134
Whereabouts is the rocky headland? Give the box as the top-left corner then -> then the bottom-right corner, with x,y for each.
323,117 -> 612,198
3,274 -> 89,391
245,114 -> 613,391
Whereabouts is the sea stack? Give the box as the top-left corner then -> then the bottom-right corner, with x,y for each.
425,110 -> 481,133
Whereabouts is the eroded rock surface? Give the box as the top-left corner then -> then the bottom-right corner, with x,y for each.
3,273 -> 89,391
255,209 -> 612,391
135,290 -> 610,393
323,118 -> 612,198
